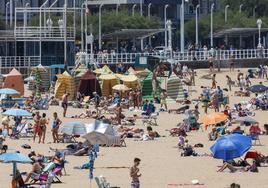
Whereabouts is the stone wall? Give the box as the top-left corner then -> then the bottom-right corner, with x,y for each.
184,59 -> 268,69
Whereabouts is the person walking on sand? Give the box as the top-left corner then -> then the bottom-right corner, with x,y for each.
226,75 -> 232,91
212,74 -> 217,89
116,103 -> 122,125
130,158 -> 141,188
51,112 -> 62,143
228,55 -> 235,72
61,93 -> 70,117
33,111 -> 41,143
40,113 -> 49,144
160,89 -> 168,111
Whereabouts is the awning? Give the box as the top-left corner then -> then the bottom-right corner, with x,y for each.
214,28 -> 268,38
49,64 -> 65,69
102,29 -> 166,40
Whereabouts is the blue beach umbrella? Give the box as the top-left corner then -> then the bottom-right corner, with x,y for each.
210,134 -> 252,161
248,84 -> 268,93
0,152 -> 32,177
60,122 -> 87,135
2,109 -> 32,117
0,88 -> 20,95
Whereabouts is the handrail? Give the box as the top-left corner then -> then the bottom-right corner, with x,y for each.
79,48 -> 268,65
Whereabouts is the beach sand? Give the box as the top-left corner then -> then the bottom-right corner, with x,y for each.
1,68 -> 268,188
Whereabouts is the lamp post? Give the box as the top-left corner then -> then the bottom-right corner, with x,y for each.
225,5 -> 229,23
164,4 -> 169,51
6,2 -> 10,28
148,3 -> 152,47
167,20 -> 172,53
23,3 -> 30,28
116,4 -> 120,15
257,19 -> 262,48
210,3 -> 215,48
98,4 -> 103,51
180,0 -> 184,52
239,4 -> 243,13
10,0 -> 13,27
253,6 -> 257,18
148,3 -> 152,17
132,4 -> 137,16
81,3 -> 86,51
195,4 -> 200,46
140,0 -> 143,16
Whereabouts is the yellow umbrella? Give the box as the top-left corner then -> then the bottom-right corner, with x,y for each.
112,84 -> 130,91
201,112 -> 228,129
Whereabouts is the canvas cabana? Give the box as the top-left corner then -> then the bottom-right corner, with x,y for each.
78,70 -> 101,97
166,74 -> 184,102
141,72 -> 163,100
54,71 -> 75,100
120,74 -> 140,90
99,74 -> 118,97
3,68 -> 24,95
93,65 -> 112,75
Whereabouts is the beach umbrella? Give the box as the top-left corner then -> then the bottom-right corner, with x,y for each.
60,122 -> 87,135
210,134 -> 252,161
234,116 -> 258,124
2,109 -> 32,117
248,84 -> 268,93
0,152 -> 32,177
0,88 -> 20,95
83,121 -> 117,145
83,132 -> 112,145
112,84 -> 130,91
201,112 -> 228,127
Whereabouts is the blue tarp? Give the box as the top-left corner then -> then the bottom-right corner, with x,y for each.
49,64 -> 65,69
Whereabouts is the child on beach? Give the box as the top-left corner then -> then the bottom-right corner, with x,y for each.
130,158 -> 141,188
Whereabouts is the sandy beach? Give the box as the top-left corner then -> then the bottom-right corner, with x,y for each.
1,68 -> 268,188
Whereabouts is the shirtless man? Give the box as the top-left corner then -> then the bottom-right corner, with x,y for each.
130,158 -> 141,188
61,93 -> 70,117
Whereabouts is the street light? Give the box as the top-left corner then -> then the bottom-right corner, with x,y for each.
5,2 -> 10,28
140,0 -> 143,16
99,4 -> 104,51
116,4 -> 120,15
58,19 -> 64,37
180,0 -> 189,53
239,4 -> 243,13
10,0 -> 13,27
132,4 -> 137,16
166,20 -> 172,53
23,3 -> 30,29
225,5 -> 229,23
148,3 -> 152,17
253,6 -> 257,18
195,4 -> 200,46
257,19 -> 262,48
164,4 -> 169,51
81,3 -> 86,51
210,3 -> 215,48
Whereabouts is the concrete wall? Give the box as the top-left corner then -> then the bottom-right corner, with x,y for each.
185,59 -> 268,69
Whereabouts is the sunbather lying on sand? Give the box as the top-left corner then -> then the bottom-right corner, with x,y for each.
217,160 -> 258,173
71,107 -> 93,118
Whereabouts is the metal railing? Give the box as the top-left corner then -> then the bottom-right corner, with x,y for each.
15,26 -> 75,40
0,56 -> 40,69
84,49 -> 268,65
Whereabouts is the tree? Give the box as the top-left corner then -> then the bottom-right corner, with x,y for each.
87,10 -> 161,37
184,9 -> 268,43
